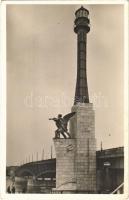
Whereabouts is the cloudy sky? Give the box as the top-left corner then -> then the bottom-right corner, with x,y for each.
7,4 -> 124,166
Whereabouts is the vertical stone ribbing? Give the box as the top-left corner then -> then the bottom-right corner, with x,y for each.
74,7 -> 90,104
75,30 -> 89,104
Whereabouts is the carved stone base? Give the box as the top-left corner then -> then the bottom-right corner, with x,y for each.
53,138 -> 76,191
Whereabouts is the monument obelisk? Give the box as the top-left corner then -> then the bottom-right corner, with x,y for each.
70,7 -> 96,193
53,6 -> 96,193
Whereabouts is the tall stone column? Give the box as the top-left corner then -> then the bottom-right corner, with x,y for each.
53,7 -> 96,193
74,6 -> 90,104
72,7 -> 96,192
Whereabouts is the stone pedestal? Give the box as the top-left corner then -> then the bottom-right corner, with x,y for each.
53,138 -> 76,192
70,103 -> 96,193
53,103 -> 96,193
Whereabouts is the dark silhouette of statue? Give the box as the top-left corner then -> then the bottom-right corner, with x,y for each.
49,112 -> 76,139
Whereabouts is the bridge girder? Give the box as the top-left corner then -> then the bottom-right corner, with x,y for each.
15,159 -> 56,178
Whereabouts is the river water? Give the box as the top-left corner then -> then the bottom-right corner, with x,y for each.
6,176 -> 54,193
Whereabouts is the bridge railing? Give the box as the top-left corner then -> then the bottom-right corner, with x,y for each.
110,182 -> 124,194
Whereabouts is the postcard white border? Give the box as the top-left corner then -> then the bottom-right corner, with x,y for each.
0,1 -> 128,200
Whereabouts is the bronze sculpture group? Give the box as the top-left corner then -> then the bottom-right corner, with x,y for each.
49,112 -> 76,139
